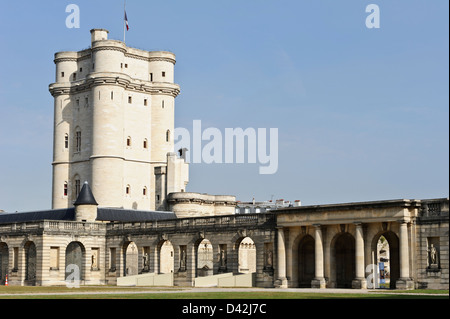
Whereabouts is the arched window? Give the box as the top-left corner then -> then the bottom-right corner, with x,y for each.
64,134 -> 69,149
126,136 -> 132,147
143,139 -> 148,149
143,187 -> 147,196
63,182 -> 68,197
126,185 -> 131,195
166,130 -> 170,142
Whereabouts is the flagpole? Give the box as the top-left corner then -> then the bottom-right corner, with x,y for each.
123,0 -> 126,44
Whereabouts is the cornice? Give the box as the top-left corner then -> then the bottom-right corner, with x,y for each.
54,57 -> 78,63
49,76 -> 180,97
92,45 -> 127,54
125,52 -> 176,65
167,197 -> 236,207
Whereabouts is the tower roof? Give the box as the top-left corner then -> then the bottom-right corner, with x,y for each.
74,182 -> 98,206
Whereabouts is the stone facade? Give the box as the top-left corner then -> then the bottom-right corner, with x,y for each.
0,210 -> 276,287
167,192 -> 236,218
0,197 -> 447,289
274,198 -> 449,290
415,199 -> 449,289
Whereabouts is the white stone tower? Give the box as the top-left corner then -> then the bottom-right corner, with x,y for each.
49,29 -> 189,210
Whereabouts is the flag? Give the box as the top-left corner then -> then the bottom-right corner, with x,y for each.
125,11 -> 129,31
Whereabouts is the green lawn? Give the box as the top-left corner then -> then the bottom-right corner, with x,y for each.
0,286 -> 448,299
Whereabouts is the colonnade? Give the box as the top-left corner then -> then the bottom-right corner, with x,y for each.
275,220 -> 414,289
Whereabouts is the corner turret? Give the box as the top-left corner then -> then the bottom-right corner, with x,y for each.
74,182 -> 98,222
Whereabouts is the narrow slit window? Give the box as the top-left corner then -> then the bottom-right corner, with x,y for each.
61,72 -> 65,78
63,182 -> 68,196
111,91 -> 114,100
75,179 -> 81,198
127,137 -> 132,147
162,71 -> 166,77
144,99 -> 148,106
75,131 -> 81,152
128,96 -> 132,104
149,73 -> 153,82
64,134 -> 69,149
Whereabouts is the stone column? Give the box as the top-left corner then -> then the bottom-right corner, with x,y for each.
186,243 -> 196,286
275,227 -> 288,288
352,222 -> 367,289
312,224 -> 326,288
396,219 -> 414,289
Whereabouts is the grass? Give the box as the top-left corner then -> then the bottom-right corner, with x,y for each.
0,286 -> 448,299
0,285 -> 184,295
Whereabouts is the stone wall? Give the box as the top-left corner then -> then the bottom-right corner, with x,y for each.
167,192 -> 236,218
415,199 -> 449,289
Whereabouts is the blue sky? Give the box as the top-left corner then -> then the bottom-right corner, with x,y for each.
0,0 -> 448,212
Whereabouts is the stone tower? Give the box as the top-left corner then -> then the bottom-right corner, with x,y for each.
49,29 -> 189,210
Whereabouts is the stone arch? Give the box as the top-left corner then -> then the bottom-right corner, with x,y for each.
124,241 -> 138,276
65,241 -> 85,281
238,237 -> 256,274
371,230 -> 400,289
331,232 -> 355,288
0,243 -> 8,285
158,239 -> 174,274
24,241 -> 37,284
297,234 -> 315,287
195,238 -> 213,277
